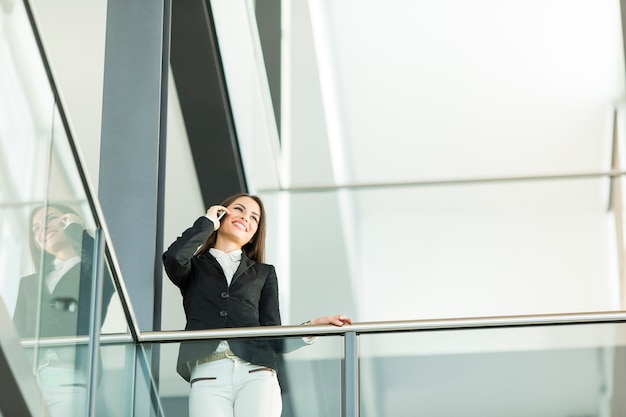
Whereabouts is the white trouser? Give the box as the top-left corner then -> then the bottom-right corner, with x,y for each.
38,366 -> 87,417
189,356 -> 282,417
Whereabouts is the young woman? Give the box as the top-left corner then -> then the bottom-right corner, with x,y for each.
13,204 -> 115,417
163,193 -> 352,417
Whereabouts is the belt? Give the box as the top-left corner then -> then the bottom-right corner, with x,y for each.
196,348 -> 235,366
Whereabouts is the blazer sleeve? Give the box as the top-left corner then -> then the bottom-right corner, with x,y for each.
259,265 -> 291,354
162,217 -> 215,288
259,265 -> 281,327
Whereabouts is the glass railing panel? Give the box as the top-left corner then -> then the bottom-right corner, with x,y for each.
157,341 -> 189,415
98,341 -> 133,416
281,334 -> 346,417
359,322 -> 623,417
209,0 -> 283,192
18,102 -> 126,414
1,1 -> 133,416
48,106 -> 129,337
97,340 -> 165,417
22,337 -> 170,416
20,337 -> 92,416
13,120 -> 124,416
155,334 -> 346,417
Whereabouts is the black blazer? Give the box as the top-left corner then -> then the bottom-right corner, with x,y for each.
163,216 -> 284,382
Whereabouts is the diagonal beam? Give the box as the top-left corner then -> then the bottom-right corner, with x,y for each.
170,0 -> 247,206
609,109 -> 625,307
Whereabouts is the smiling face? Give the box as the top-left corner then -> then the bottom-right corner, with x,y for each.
197,193 -> 267,262
218,196 -> 261,249
31,206 -> 69,255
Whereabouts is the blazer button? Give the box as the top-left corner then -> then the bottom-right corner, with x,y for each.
220,292 -> 229,299
220,310 -> 228,317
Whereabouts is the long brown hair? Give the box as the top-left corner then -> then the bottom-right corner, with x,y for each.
196,193 -> 267,263
28,203 -> 80,273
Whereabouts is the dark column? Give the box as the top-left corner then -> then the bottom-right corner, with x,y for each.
99,0 -> 170,332
255,0 -> 282,135
170,0 -> 247,206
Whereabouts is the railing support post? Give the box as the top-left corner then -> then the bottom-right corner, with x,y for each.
87,229 -> 105,417
343,331 -> 359,417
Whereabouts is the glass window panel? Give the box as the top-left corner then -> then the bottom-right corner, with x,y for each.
210,0 -> 282,191
284,0 -> 625,185
265,176 -> 620,325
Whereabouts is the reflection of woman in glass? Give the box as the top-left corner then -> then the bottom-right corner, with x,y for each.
163,193 -> 352,417
13,204 -> 114,417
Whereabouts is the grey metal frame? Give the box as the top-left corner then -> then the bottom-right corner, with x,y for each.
99,0 -> 171,333
257,169 -> 626,193
86,230 -> 106,417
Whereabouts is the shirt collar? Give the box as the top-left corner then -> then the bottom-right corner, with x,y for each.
209,248 -> 242,263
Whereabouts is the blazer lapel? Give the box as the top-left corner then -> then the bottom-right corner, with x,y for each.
230,255 -> 254,287
205,253 -> 229,286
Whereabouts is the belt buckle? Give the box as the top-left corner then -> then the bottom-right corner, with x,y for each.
189,348 -> 234,373
206,349 -> 233,363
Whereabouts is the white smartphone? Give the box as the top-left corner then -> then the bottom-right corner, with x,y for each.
217,210 -> 226,220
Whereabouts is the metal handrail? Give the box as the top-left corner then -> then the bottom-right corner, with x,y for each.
19,309 -> 626,348
257,169 -> 626,193
20,333 -> 134,348
137,309 -> 626,343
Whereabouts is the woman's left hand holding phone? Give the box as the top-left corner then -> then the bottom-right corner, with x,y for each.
205,205 -> 228,230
